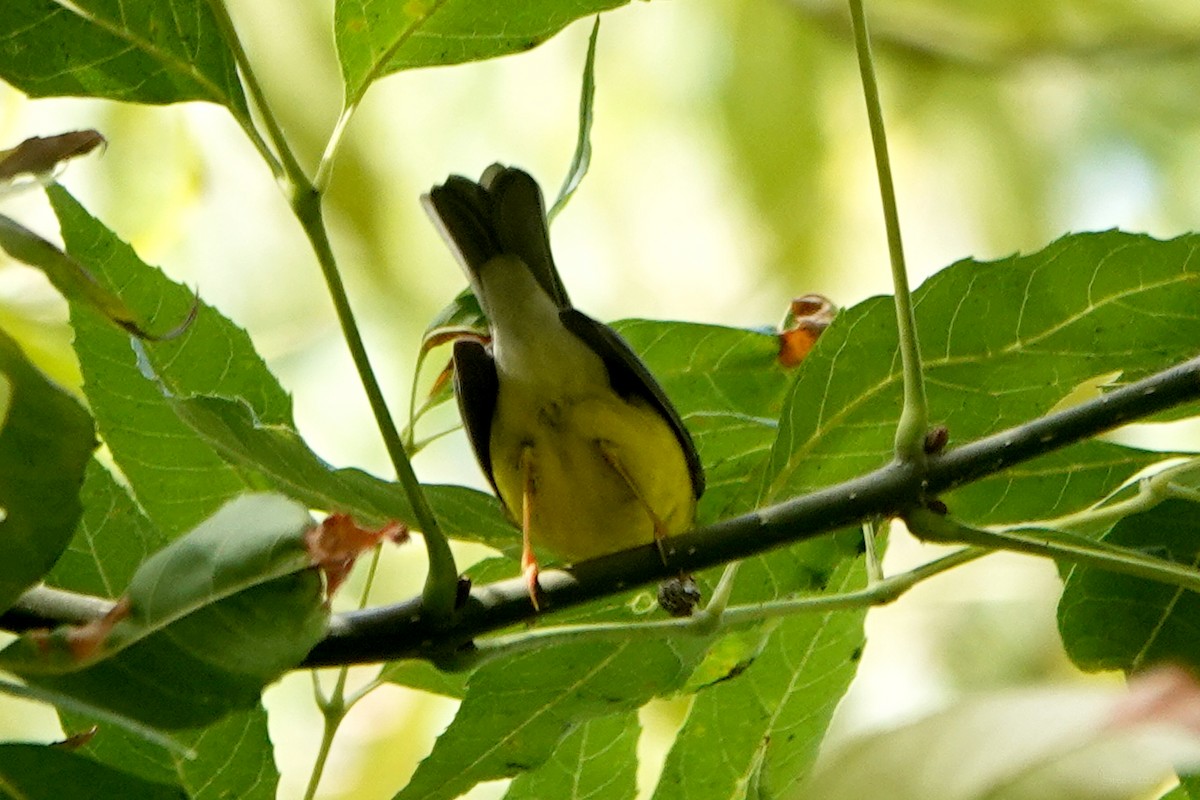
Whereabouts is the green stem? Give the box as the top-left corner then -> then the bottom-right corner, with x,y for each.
862,519 -> 885,583
303,546 -> 387,797
847,0 -> 928,463
302,691 -> 345,800
314,106 -> 355,194
203,0 -> 297,185
908,507 -> 1200,594
291,190 -> 458,619
1006,458 -> 1200,535
444,547 -> 985,670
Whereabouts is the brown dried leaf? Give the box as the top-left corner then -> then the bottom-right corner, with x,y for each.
778,294 -> 837,368
0,131 -> 105,183
305,514 -> 408,598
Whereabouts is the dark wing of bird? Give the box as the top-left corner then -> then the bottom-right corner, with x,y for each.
452,338 -> 502,499
559,308 -> 705,499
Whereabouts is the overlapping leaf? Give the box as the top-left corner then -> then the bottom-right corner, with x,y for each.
59,707 -> 279,800
654,557 -> 866,799
50,184 -> 290,535
167,393 -> 513,549
0,493 -> 329,728
334,0 -> 626,103
767,232 -> 1200,518
0,328 -> 95,612
394,636 -> 710,800
48,467 -> 280,796
0,0 -> 247,112
504,712 -> 640,800
0,743 -> 185,800
1059,498 -> 1200,673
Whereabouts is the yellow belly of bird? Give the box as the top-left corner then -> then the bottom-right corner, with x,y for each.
489,389 -> 696,562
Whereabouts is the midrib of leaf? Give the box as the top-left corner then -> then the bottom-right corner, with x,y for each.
346,0 -> 451,107
733,566 -> 859,799
465,642 -> 624,782
1129,550 -> 1200,672
766,257 -> 1200,497
448,645 -> 626,794
133,539 -> 309,634
1000,249 -> 1199,356
49,0 -> 240,109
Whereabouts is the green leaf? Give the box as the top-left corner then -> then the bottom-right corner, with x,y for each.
0,677 -> 186,754
379,660 -> 469,699
0,493 -> 329,728
0,0 -> 247,112
0,213 -> 145,336
1058,498 -> 1200,673
48,469 -> 279,796
46,459 -> 171,597
547,16 -> 600,223
0,743 -> 185,800
767,232 -> 1200,518
395,637 -> 710,800
0,328 -> 95,612
504,712 -> 640,800
166,392 -> 515,549
59,706 -> 279,800
49,184 -> 291,536
334,0 -> 627,103
613,320 -> 792,523
946,441 -> 1183,525
653,557 -> 867,800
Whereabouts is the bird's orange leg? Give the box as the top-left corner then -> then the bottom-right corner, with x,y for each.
519,445 -> 542,610
595,440 -> 670,564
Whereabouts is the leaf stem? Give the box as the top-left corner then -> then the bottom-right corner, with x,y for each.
291,189 -> 458,620
907,507 -> 1200,594
314,106 -> 355,195
446,546 -> 985,670
1007,458 -> 1200,536
303,687 -> 345,800
847,0 -> 928,463
203,0 -> 299,185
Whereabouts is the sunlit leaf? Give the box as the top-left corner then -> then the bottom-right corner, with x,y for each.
0,329 -> 94,612
395,637 -> 710,800
767,232 -> 1200,520
49,184 -> 290,536
0,0 -> 247,112
801,666 -> 1200,800
505,712 -> 639,800
334,0 -> 627,102
654,557 -> 867,799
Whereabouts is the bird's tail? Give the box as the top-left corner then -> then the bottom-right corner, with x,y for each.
423,165 -> 570,308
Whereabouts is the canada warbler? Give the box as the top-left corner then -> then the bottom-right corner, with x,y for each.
423,165 -> 705,606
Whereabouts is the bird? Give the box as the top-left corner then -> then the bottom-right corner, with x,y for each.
422,164 -> 705,607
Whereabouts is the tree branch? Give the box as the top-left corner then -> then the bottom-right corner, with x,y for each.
302,353 -> 1200,666
5,354 -> 1199,667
